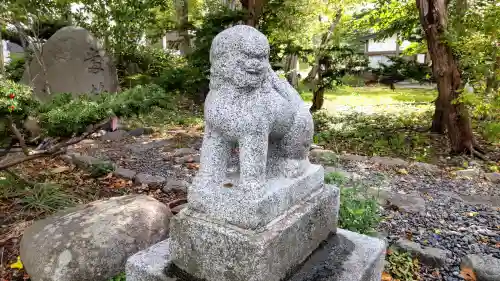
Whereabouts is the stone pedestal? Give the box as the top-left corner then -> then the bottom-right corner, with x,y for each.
170,183 -> 338,281
126,229 -> 386,281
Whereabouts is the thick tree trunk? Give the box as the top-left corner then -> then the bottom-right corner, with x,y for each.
305,9 -> 343,82
310,87 -> 325,112
431,97 -> 446,133
416,0 -> 476,154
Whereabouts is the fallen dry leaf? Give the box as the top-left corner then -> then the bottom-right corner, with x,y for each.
381,272 -> 393,281
186,163 -> 200,170
460,266 -> 477,281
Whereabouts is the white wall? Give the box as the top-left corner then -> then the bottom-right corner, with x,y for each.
368,55 -> 393,68
367,35 -> 397,52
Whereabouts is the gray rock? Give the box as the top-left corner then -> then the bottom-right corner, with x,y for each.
485,172 -> 500,183
461,254 -> 500,281
128,127 -> 155,137
21,26 -> 118,102
310,149 -> 338,161
387,192 -> 426,213
324,166 -> 360,181
410,162 -> 439,172
135,173 -> 166,186
126,240 -> 175,281
370,156 -> 408,167
100,129 -> 129,141
59,154 -> 73,165
172,148 -> 197,157
71,154 -> 113,171
456,168 -> 480,178
174,155 -> 200,164
162,179 -> 189,192
114,167 -> 137,180
339,154 -> 369,162
20,195 -> 172,281
394,239 -> 451,267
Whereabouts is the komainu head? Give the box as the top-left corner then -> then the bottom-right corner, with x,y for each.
210,25 -> 271,90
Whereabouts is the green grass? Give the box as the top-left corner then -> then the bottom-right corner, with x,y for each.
122,105 -> 203,132
300,85 -> 437,107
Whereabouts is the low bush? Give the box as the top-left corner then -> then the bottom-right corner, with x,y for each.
325,172 -> 380,235
5,55 -> 27,82
385,249 -> 420,281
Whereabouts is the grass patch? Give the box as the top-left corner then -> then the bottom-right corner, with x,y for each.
108,272 -> 126,281
122,96 -> 203,132
313,109 -> 436,162
0,173 -> 77,214
325,172 -> 380,235
300,85 -> 437,107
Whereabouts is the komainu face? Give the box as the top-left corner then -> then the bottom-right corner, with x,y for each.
210,25 -> 271,90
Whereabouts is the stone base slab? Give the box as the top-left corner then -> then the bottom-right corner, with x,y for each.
126,229 -> 385,281
170,184 -> 339,281
188,164 -> 324,229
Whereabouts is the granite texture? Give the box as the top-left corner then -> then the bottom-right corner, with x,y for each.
289,229 -> 386,281
194,24 -> 314,196
188,164 -> 324,229
126,228 -> 385,281
170,185 -> 339,281
20,195 -> 172,281
21,26 -> 118,102
461,254 -> 500,281
126,240 -> 176,281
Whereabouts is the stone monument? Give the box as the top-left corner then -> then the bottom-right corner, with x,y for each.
126,25 -> 386,281
21,26 -> 118,102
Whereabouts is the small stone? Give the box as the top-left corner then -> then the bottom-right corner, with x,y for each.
339,154 -> 369,162
395,239 -> 451,267
461,254 -> 500,281
59,154 -> 73,164
485,173 -> 500,183
134,173 -> 166,186
162,179 -> 189,193
310,144 -> 324,150
100,129 -> 129,141
309,149 -> 337,161
411,162 -> 439,172
370,156 -> 408,167
172,148 -> 197,157
387,192 -> 426,213
114,167 -> 137,180
128,127 -> 155,137
456,169 -> 480,178
71,154 -> 113,171
175,155 -> 200,164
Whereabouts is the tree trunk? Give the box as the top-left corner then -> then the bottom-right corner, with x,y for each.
416,0 -> 476,154
176,0 -> 191,55
240,0 -> 266,27
305,9 -> 343,82
284,53 -> 299,88
310,87 -> 325,112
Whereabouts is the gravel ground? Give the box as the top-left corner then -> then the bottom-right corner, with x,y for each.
333,158 -> 500,281
73,133 -> 499,281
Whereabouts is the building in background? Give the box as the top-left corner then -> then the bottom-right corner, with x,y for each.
360,33 -> 429,68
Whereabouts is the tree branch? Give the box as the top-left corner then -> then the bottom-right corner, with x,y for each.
0,118 -> 111,171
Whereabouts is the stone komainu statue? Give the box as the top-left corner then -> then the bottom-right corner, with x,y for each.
195,25 -> 314,193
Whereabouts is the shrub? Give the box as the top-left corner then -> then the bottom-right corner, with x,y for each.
5,55 -> 27,82
325,172 -> 380,235
39,84 -> 175,137
115,46 -> 185,88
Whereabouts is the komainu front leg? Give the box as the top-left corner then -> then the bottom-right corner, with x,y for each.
239,132 -> 268,193
194,125 -> 230,190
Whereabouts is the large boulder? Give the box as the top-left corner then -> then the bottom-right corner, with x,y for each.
21,26 -> 118,102
20,195 -> 172,281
